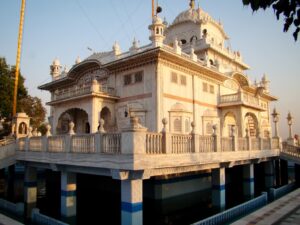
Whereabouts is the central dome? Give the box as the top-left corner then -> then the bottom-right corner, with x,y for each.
172,8 -> 211,26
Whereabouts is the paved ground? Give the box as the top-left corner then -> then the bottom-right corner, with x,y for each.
232,188 -> 300,225
0,213 -> 23,225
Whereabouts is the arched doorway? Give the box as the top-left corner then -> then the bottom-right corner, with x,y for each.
245,113 -> 258,137
100,107 -> 112,132
57,108 -> 89,134
223,112 -> 237,137
18,122 -> 27,135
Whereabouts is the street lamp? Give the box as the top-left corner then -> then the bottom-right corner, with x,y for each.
271,108 -> 279,138
287,112 -> 293,139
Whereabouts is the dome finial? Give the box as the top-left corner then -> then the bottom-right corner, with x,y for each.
190,0 -> 195,9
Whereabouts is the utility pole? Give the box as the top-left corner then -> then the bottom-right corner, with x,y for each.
12,0 -> 26,116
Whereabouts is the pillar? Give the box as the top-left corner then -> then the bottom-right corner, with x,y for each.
0,169 -> 5,198
61,171 -> 77,218
212,168 -> 226,210
280,159 -> 288,185
7,165 -> 15,201
121,179 -> 143,225
275,159 -> 281,186
243,164 -> 254,199
295,164 -> 300,187
264,161 -> 275,189
24,166 -> 37,218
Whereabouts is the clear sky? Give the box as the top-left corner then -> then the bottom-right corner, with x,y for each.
0,0 -> 299,138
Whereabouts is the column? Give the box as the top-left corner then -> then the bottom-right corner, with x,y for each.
295,164 -> 300,187
0,169 -> 5,198
24,166 -> 37,218
264,161 -> 275,189
212,168 -> 226,210
121,179 -> 143,225
243,164 -> 254,199
280,159 -> 288,185
7,165 -> 15,201
61,171 -> 77,218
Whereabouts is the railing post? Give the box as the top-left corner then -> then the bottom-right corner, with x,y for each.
65,121 -> 75,153
257,128 -> 263,150
246,128 -> 251,151
95,119 -> 105,153
162,118 -> 171,154
232,126 -> 238,151
191,122 -> 199,153
121,117 -> 147,155
213,125 -> 220,152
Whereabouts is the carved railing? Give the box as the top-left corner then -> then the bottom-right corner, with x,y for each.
102,133 -> 121,154
171,134 -> 193,154
219,92 -> 263,110
48,136 -> 65,152
220,93 -> 240,103
146,132 -> 163,154
238,137 -> 248,151
17,129 -> 280,156
282,142 -> 300,158
198,136 -> 214,152
54,86 -> 91,101
29,137 -> 43,152
221,137 -> 233,152
251,138 -> 260,150
72,135 -> 95,153
18,137 -> 27,151
262,138 -> 271,150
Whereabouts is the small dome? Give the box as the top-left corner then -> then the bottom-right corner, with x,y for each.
172,8 -> 205,26
152,16 -> 163,25
171,102 -> 187,112
52,58 -> 60,66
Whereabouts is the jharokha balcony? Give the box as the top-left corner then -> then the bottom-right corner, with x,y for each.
16,117 -> 280,174
219,91 -> 267,111
50,82 -> 118,104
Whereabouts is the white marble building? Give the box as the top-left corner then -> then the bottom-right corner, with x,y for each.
39,1 -> 277,140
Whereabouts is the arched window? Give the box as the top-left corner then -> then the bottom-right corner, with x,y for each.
156,27 -> 159,34
174,118 -> 182,132
180,39 -> 187,45
209,59 -> 214,66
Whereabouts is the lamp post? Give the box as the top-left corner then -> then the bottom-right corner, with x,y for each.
287,112 -> 293,139
271,108 -> 279,138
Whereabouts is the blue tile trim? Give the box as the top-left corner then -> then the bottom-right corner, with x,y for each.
24,181 -> 37,187
243,178 -> 255,183
212,184 -> 225,191
121,202 -> 142,213
61,190 -> 76,197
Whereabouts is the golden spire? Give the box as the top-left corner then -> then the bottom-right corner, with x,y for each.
190,0 -> 195,9
152,0 -> 155,18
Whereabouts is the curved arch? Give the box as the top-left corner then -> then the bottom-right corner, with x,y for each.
223,112 -> 237,137
18,122 -> 27,135
171,102 -> 188,112
100,107 -> 112,131
57,108 -> 89,134
67,59 -> 102,80
232,72 -> 250,87
244,112 -> 258,137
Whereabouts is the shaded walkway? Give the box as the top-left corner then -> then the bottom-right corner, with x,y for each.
232,188 -> 300,225
0,213 -> 23,225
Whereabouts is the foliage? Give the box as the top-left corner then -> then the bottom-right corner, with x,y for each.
0,57 -> 47,134
242,0 -> 300,41
19,96 -> 47,129
0,57 -> 28,119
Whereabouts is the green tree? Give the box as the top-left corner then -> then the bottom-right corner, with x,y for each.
0,57 -> 46,136
19,96 -> 46,129
0,57 -> 28,119
242,0 -> 300,41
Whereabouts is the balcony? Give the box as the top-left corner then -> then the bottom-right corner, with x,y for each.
51,84 -> 118,103
219,92 -> 266,111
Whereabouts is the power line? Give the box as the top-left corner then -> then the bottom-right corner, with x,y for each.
75,0 -> 109,48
